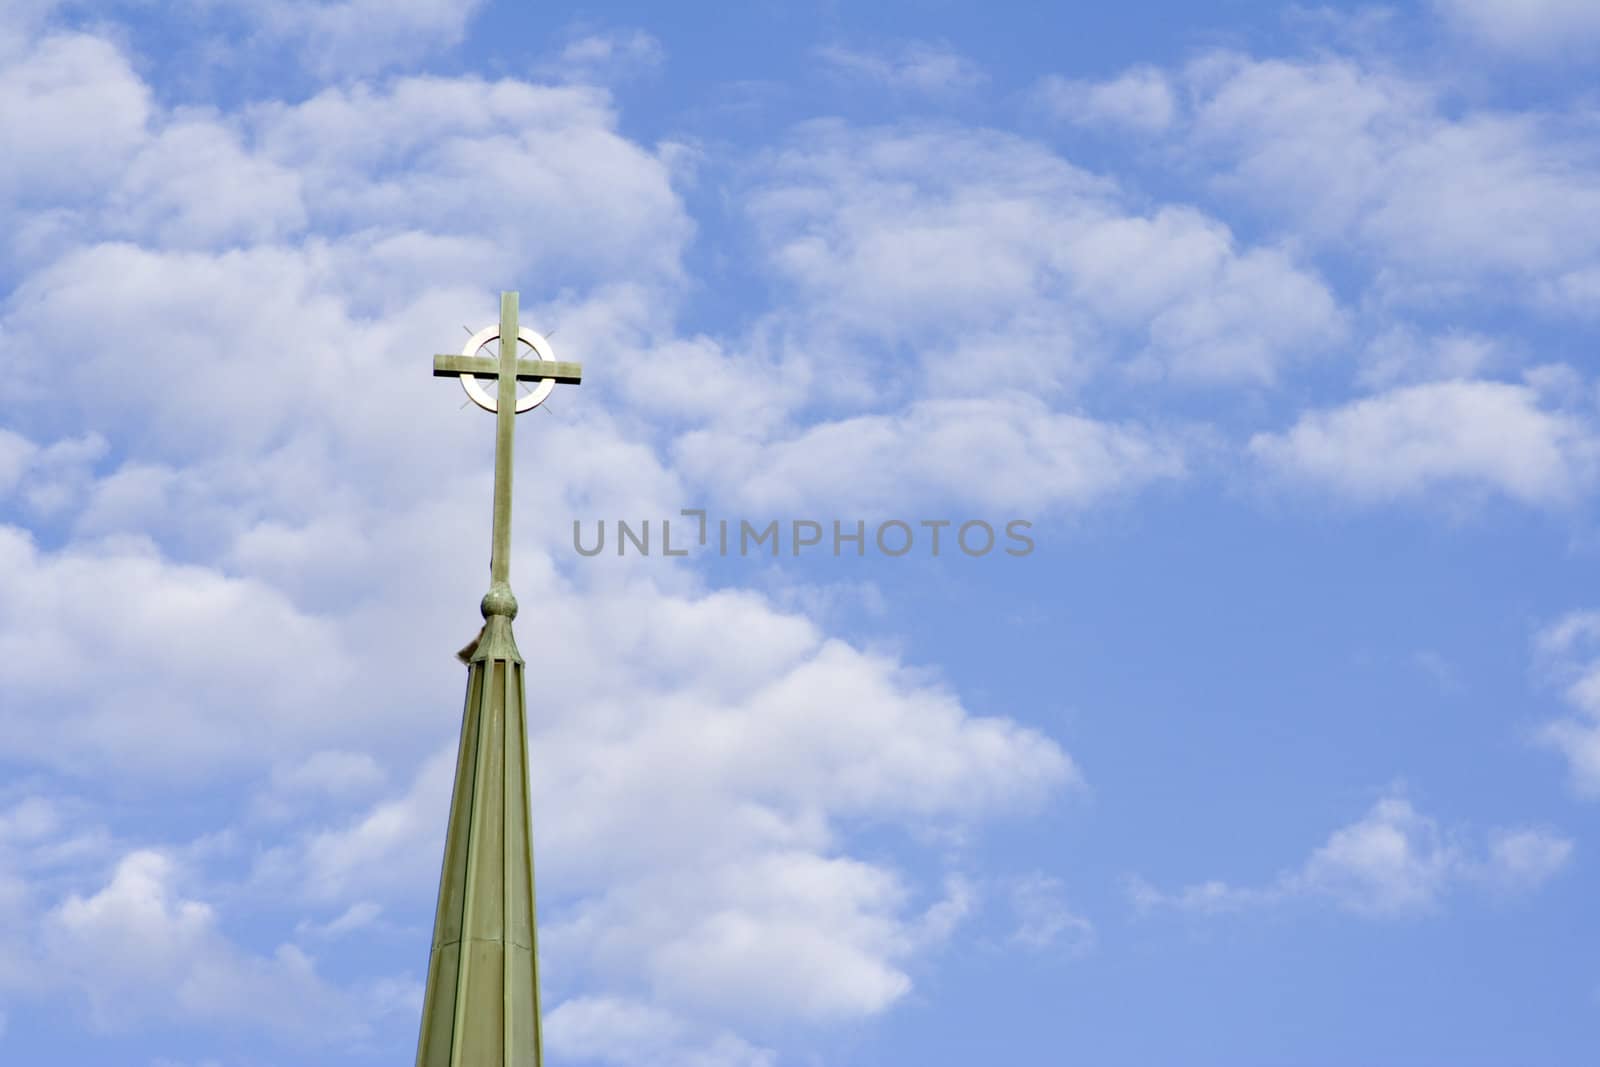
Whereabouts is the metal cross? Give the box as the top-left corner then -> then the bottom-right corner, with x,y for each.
433,291 -> 582,590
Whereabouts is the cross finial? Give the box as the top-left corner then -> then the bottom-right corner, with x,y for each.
433,291 -> 583,614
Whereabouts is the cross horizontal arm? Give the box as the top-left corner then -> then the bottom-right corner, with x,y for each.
433,354 -> 584,384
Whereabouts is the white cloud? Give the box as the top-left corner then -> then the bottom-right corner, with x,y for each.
0,312 -> 682,790
5,244 -> 354,454
1127,875 -> 1269,916
1433,0 -> 1600,57
252,0 -> 487,77
258,576 -> 1075,1028
271,750 -> 387,798
0,873 -> 35,995
750,124 -> 1113,344
556,852 -> 918,1022
0,430 -> 32,493
2,32 -> 1221,570
0,430 -> 106,519
0,31 -> 150,208
547,996 -> 775,1067
252,76 -> 690,287
1034,66 -> 1176,133
0,525 -> 367,779
544,29 -> 666,83
1541,723 -> 1600,795
677,393 -> 1186,515
1534,612 -> 1600,795
295,900 -> 383,939
290,747 -> 455,902
1548,265 -> 1600,308
0,69 -> 691,580
609,332 -> 805,431
1,64 -> 688,425
0,795 -> 61,843
0,26 -> 700,744
747,121 -> 1341,391
815,41 -> 986,95
1292,797 -> 1460,915
1484,828 -> 1574,891
0,791 -> 110,883
1134,794 -> 1571,918
1358,326 -> 1501,388
42,850 -> 364,1038
107,119 -> 306,247
256,750 -> 390,822
0,0 -> 59,54
0,796 -> 409,1042
1250,379 -> 1600,505
1179,52 -> 1600,305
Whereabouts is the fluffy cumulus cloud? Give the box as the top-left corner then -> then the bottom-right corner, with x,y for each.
1132,794 -> 1572,918
1185,52 -> 1600,305
257,575 -> 1074,1046
0,831 -> 413,1046
43,851 -> 343,1034
0,55 -> 690,466
0,28 -> 153,277
1052,44 -> 1600,307
250,76 -> 690,286
0,525 -> 367,778
1249,380 -> 1600,506
745,121 -> 1340,389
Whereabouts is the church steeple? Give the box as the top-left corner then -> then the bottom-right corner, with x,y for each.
416,292 -> 581,1066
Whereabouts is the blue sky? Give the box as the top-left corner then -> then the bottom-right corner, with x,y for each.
3,1 -> 1600,1064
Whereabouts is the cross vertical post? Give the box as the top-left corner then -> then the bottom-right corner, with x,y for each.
489,291 -> 518,590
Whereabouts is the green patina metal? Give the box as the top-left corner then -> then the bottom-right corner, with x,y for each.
416,292 -> 580,1067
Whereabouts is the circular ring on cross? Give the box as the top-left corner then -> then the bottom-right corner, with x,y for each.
458,324 -> 559,413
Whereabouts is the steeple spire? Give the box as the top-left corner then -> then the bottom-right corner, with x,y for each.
416,292 -> 582,1066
